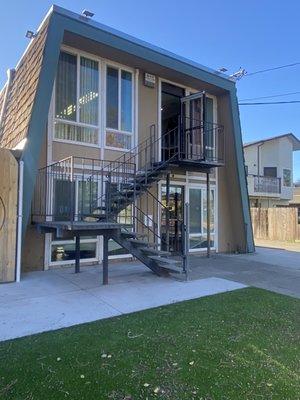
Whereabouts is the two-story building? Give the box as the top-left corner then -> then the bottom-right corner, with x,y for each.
0,5 -> 254,283
244,133 -> 300,208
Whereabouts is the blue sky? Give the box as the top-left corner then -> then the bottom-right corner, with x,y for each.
0,0 -> 299,180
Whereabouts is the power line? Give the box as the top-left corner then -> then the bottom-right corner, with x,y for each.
239,100 -> 300,105
246,62 -> 300,77
240,91 -> 300,101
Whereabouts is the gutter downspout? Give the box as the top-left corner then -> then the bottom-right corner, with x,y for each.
16,160 -> 24,283
0,69 -> 15,133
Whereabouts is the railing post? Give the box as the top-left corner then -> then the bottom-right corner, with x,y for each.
70,156 -> 75,222
202,92 -> 207,161
75,234 -> 80,273
166,173 -> 170,251
177,115 -> 181,160
183,202 -> 190,279
105,173 -> 111,222
206,171 -> 211,258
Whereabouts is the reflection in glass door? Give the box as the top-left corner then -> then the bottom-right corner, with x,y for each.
161,185 -> 184,252
189,187 -> 215,250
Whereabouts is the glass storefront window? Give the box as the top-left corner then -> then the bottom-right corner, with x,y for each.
51,240 -> 97,263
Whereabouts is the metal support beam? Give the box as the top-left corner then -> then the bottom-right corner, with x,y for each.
206,171 -> 211,258
165,173 -> 170,251
103,235 -> 109,285
75,235 -> 80,273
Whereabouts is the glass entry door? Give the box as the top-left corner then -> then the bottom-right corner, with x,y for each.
161,185 -> 184,252
189,187 -> 215,250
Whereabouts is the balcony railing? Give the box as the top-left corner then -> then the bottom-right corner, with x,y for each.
247,174 -> 281,195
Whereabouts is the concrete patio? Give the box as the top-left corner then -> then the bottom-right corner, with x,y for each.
0,261 -> 246,342
1,246 -> 299,342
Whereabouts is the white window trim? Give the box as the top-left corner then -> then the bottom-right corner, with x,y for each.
51,45 -> 137,151
104,63 -> 135,151
157,174 -> 218,253
53,49 -> 100,146
282,168 -> 292,187
47,174 -> 102,266
50,237 -> 99,266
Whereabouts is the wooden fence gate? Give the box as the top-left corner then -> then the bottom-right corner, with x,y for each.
250,207 -> 299,242
0,148 -> 18,282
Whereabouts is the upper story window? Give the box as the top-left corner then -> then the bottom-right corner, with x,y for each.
106,66 -> 133,149
283,168 -> 292,187
264,167 -> 277,178
54,51 -> 99,145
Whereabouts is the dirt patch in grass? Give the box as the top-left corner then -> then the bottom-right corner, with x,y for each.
0,287 -> 299,399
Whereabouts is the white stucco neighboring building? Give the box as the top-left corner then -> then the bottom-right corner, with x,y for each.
244,133 -> 300,207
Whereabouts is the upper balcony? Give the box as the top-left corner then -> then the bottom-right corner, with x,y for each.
247,174 -> 281,197
161,117 -> 225,169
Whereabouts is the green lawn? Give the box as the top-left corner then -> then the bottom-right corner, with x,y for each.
0,288 -> 299,400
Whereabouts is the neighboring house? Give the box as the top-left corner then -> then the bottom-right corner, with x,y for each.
0,5 -> 254,283
244,134 -> 300,208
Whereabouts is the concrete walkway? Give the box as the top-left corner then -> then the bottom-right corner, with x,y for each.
255,239 -> 300,252
189,247 -> 300,298
0,263 -> 246,342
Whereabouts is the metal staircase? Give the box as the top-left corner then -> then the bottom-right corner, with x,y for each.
32,118 -> 224,279
83,125 -> 188,276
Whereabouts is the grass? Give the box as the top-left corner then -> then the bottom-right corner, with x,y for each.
0,288 -> 299,400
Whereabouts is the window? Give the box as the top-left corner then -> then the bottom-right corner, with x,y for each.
106,66 -> 133,149
54,51 -> 99,145
283,168 -> 292,187
264,167 -> 277,178
51,238 -> 98,264
51,177 -> 99,265
245,165 -> 248,175
188,188 -> 215,250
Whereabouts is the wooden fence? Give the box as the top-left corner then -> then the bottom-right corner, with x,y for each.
0,148 -> 18,282
250,207 -> 300,242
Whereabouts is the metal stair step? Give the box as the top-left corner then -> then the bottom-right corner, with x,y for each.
148,256 -> 182,265
83,214 -> 107,221
127,239 -> 156,247
121,231 -> 147,239
140,247 -> 171,256
93,206 -> 106,211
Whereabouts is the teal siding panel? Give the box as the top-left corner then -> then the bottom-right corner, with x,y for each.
228,89 -> 255,252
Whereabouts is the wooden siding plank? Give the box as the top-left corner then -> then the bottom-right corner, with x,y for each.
0,149 -> 18,282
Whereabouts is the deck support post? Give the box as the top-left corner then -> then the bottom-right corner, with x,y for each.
206,171 -> 211,258
166,173 -> 170,251
75,234 -> 80,273
103,235 -> 109,285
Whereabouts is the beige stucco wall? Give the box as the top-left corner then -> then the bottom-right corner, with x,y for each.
217,93 -> 248,253
52,141 -> 101,162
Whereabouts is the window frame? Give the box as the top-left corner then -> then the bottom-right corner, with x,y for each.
104,63 -> 135,151
49,173 -> 101,266
53,49 -> 101,147
282,168 -> 292,187
51,46 -> 136,150
263,167 -> 277,178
